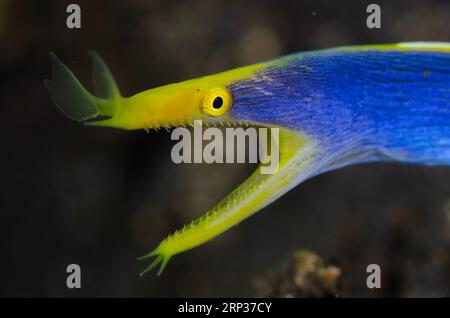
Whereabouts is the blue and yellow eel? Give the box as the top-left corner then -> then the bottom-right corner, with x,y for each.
46,42 -> 450,276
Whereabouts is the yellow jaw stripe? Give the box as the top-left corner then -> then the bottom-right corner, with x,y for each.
138,128 -> 317,275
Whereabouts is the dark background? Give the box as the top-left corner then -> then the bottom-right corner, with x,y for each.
1,0 -> 450,297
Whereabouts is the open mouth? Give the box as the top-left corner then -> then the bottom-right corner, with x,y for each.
47,50 -> 310,277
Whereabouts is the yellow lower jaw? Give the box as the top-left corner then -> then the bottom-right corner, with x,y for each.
139,127 -> 317,276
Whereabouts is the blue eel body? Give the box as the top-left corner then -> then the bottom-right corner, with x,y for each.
229,46 -> 450,173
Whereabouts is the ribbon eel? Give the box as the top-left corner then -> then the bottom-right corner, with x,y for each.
46,43 -> 450,275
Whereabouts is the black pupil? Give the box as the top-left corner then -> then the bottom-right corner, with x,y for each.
212,96 -> 223,109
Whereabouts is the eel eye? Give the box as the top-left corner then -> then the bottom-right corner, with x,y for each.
202,87 -> 232,117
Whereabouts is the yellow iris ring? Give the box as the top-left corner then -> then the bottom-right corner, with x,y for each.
202,87 -> 232,117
